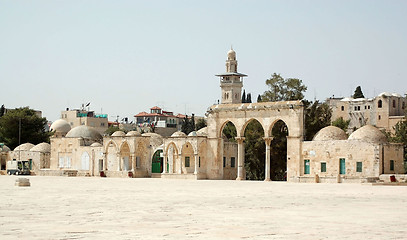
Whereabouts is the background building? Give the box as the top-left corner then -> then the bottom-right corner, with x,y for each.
60,108 -> 108,134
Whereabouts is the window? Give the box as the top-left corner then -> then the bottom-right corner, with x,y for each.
378,100 -> 382,108
390,160 -> 394,171
304,159 -> 310,174
321,162 -> 326,172
59,157 -> 64,168
364,106 -> 367,109
393,100 -> 396,108
354,106 -> 357,111
403,102 -> 405,110
357,106 -> 360,111
341,106 -> 344,111
356,162 -> 362,172
223,157 -> 226,167
339,158 -> 346,174
28,159 -> 32,170
136,156 -> 140,168
368,106 -> 370,109
199,157 -> 201,168
231,157 -> 236,168
378,115 -> 381,120
101,123 -> 105,126
185,157 -> 190,167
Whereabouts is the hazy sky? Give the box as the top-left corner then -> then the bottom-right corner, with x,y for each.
1,0 -> 406,122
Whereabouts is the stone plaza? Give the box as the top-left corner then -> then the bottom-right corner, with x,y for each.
0,176 -> 406,239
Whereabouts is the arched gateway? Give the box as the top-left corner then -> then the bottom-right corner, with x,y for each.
161,49 -> 304,181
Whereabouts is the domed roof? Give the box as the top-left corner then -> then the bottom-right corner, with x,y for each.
171,131 -> 187,137
188,131 -> 197,137
111,131 -> 126,137
90,142 -> 103,147
30,142 -> 51,153
126,131 -> 141,137
14,143 -> 35,151
348,125 -> 387,143
313,126 -> 347,141
142,132 -> 163,146
66,126 -> 102,141
50,119 -> 71,133
227,48 -> 236,59
0,144 -> 10,152
196,127 -> 208,136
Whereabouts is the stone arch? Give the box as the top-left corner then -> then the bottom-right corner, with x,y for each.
240,118 -> 266,137
80,151 -> 90,170
165,142 -> 179,174
105,140 -> 119,171
268,118 -> 290,137
119,141 -> 131,171
219,120 -> 239,138
181,142 -> 195,174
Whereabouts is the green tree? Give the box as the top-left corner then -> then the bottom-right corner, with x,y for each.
195,118 -> 207,131
222,122 -> 237,142
332,117 -> 350,132
261,73 -> 307,102
270,120 -> 288,180
104,126 -> 123,136
257,94 -> 262,103
304,101 -> 332,140
246,93 -> 252,103
0,107 -> 51,149
0,105 -> 5,118
241,90 -> 246,103
181,114 -> 195,135
244,120 -> 265,180
353,86 -> 365,98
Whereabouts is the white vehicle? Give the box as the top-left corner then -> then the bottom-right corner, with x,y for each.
6,160 -> 30,175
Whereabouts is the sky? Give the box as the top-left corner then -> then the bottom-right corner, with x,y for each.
1,0 -> 406,122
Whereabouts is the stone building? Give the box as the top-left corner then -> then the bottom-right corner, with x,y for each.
60,108 -> 108,134
327,92 -> 406,133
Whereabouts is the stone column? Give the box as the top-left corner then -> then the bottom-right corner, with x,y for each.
178,154 -> 182,174
162,152 -> 167,174
194,154 -> 199,175
263,137 -> 273,181
235,137 -> 245,181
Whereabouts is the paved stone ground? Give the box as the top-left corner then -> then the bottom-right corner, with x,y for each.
0,176 -> 406,239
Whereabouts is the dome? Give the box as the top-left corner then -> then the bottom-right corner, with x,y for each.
14,143 -> 35,151
188,131 -> 197,137
348,125 -> 387,143
90,142 -> 103,147
0,144 -> 10,152
196,127 -> 208,136
111,131 -> 126,137
227,48 -> 236,59
30,142 -> 51,153
126,131 -> 141,137
171,131 -> 187,137
142,132 -> 163,147
50,119 -> 71,133
66,126 -> 102,141
313,126 -> 347,141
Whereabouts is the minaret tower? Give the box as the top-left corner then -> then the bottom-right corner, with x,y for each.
216,48 -> 247,104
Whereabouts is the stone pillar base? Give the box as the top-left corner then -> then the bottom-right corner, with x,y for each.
264,178 -> 271,182
236,177 -> 244,181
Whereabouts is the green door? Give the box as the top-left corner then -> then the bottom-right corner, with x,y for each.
152,150 -> 163,173
340,158 -> 346,174
304,159 -> 310,174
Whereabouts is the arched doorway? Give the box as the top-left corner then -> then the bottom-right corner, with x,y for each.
243,119 -> 265,180
106,141 -> 118,171
220,121 -> 238,180
120,142 -> 131,171
270,120 -> 288,181
152,149 -> 163,173
181,142 -> 194,174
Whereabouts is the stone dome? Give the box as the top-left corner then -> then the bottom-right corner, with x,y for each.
111,131 -> 126,137
90,142 -> 103,147
188,131 -> 197,137
66,126 -> 102,141
126,131 -> 141,137
50,119 -> 71,133
196,127 -> 208,136
0,144 -> 10,152
313,126 -> 347,141
348,125 -> 387,143
227,48 -> 236,59
30,142 -> 51,153
171,131 -> 187,138
14,143 -> 35,151
142,132 -> 164,147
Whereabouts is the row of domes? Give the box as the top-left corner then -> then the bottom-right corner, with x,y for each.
12,142 -> 51,153
313,125 -> 387,143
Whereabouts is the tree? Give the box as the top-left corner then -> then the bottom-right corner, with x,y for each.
104,126 -> 123,136
195,118 -> 207,131
181,114 -> 195,135
353,86 -> 365,98
246,93 -> 252,103
304,100 -> 332,140
244,120 -> 265,180
241,90 -> 246,103
257,94 -> 262,103
332,117 -> 350,132
261,73 -> 307,102
222,122 -> 237,142
0,107 -> 51,150
0,105 -> 5,118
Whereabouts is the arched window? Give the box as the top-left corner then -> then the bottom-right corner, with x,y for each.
341,106 -> 344,111
378,100 -> 382,108
378,115 -> 381,120
393,100 -> 396,108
